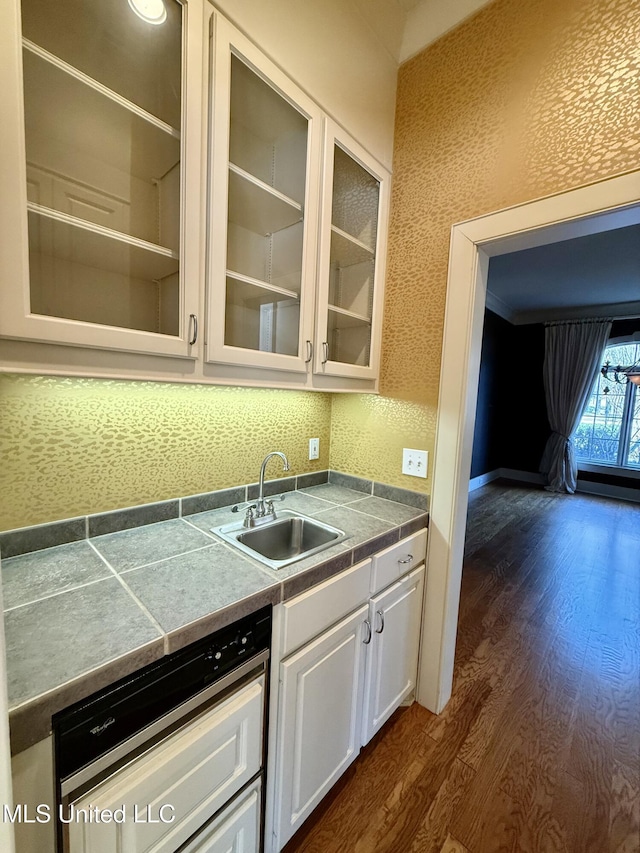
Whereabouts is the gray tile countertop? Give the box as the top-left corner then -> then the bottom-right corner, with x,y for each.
0,480 -> 427,755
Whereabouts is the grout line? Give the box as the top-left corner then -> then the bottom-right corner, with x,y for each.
88,541 -> 166,641
3,574 -> 114,614
324,501 -> 399,527
115,543 -> 217,575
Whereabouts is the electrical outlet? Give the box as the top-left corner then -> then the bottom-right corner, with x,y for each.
402,448 -> 428,478
309,438 -> 319,460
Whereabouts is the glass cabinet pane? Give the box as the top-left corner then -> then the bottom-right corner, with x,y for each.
21,0 -> 183,336
223,54 -> 308,356
326,145 -> 380,368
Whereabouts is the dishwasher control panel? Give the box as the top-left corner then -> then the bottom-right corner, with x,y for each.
54,606 -> 272,783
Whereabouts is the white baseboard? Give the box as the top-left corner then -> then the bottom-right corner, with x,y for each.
498,468 -> 545,485
468,469 -> 501,492
469,467 -> 640,504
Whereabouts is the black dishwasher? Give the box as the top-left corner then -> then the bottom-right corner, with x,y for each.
53,606 -> 271,852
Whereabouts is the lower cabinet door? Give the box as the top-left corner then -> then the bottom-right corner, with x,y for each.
180,780 -> 261,853
361,565 -> 425,746
274,605 -> 368,848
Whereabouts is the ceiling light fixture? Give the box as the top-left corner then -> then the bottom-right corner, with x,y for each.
128,0 -> 167,25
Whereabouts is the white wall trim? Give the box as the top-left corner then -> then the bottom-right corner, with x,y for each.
512,299 -> 640,325
498,468 -> 545,485
468,469 -> 501,491
417,169 -> 640,714
469,467 -> 640,502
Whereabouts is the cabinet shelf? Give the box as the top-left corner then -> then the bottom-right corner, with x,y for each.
23,39 -> 180,183
28,203 -> 179,281
327,305 -> 372,327
226,270 -> 299,300
330,225 -> 374,267
228,164 -> 303,236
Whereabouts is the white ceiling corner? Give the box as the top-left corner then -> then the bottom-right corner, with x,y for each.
399,0 -> 495,63
350,0 -> 494,65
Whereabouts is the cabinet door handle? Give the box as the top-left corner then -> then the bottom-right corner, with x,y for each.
363,619 -> 372,644
305,340 -> 313,363
322,342 -> 329,364
398,554 -> 414,565
375,609 -> 385,633
188,314 -> 198,346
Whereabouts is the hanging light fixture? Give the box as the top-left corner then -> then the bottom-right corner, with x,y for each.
601,358 -> 640,392
128,0 -> 167,25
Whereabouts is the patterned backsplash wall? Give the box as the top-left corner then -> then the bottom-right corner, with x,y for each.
0,375 -> 331,531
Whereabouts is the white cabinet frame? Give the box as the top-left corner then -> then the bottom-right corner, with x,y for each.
314,119 -> 390,381
206,13 -> 322,374
0,0 -> 206,358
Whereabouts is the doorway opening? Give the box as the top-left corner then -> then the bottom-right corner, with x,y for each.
417,170 -> 640,713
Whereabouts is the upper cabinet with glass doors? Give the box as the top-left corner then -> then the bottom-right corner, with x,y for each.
207,15 -> 322,374
314,122 -> 390,381
0,0 -> 204,356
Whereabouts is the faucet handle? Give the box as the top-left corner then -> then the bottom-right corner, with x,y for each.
232,502 -> 257,514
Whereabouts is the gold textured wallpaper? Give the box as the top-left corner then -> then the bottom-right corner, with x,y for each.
332,0 -> 640,491
3,0 -> 639,530
0,375 -> 331,530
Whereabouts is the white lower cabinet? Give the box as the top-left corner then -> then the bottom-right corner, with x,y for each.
361,565 -> 425,745
274,604 -> 368,848
269,537 -> 427,852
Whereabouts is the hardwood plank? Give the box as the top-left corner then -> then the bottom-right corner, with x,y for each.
438,835 -> 472,853
406,759 -> 475,853
353,684 -> 489,853
282,484 -> 640,853
609,760 -> 640,853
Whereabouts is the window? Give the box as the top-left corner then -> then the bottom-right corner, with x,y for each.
575,340 -> 640,469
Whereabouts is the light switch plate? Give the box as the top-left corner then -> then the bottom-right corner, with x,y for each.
309,438 -> 319,460
402,448 -> 428,478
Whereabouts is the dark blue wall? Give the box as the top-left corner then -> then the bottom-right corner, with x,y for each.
471,312 -> 640,487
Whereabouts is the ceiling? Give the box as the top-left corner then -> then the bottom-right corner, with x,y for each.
351,0 -> 494,64
487,224 -> 640,325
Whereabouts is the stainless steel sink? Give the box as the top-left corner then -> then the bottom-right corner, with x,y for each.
212,510 -> 346,569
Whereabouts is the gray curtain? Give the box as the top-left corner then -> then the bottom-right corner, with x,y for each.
540,319 -> 612,493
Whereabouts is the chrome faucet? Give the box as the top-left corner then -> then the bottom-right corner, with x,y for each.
245,451 -> 290,527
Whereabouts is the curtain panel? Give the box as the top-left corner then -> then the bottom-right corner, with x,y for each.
540,319 -> 612,493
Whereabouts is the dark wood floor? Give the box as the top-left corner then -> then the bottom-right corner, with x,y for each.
283,482 -> 640,853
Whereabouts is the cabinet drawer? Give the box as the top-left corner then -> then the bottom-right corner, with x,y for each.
281,559 -> 371,657
370,529 -> 427,594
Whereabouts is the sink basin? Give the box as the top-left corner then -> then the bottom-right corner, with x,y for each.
212,510 -> 346,569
